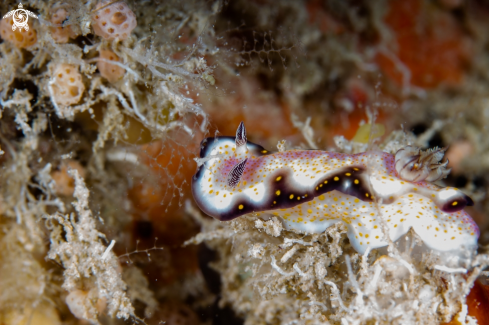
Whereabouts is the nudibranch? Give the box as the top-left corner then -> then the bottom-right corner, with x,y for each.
192,122 -> 479,254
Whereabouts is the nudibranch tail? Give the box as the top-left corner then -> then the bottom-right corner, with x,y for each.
192,122 -> 479,253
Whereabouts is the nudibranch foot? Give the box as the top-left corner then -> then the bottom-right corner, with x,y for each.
192,122 -> 479,254
267,189 -> 477,254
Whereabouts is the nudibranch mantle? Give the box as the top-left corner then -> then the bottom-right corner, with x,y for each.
192,123 -> 479,254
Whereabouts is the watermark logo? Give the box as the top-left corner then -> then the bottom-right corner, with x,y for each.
2,3 -> 38,32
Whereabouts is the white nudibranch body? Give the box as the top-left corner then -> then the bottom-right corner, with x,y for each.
192,122 -> 479,254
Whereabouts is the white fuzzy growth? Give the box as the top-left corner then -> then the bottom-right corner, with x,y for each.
282,237 -> 313,248
434,265 -> 468,274
293,263 -> 309,277
249,244 -> 266,259
255,217 -> 283,237
277,139 -> 287,152
324,280 -> 350,312
106,149 -> 140,165
102,240 -> 116,260
99,85 -> 193,136
46,170 -> 135,322
291,115 -> 318,149
271,255 -> 295,276
281,245 -> 300,263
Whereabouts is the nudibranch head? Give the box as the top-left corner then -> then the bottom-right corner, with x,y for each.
192,122 -> 479,253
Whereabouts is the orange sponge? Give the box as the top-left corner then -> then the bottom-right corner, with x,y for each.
51,64 -> 85,106
50,8 -> 76,43
0,16 -> 37,48
98,49 -> 125,82
92,1 -> 137,40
